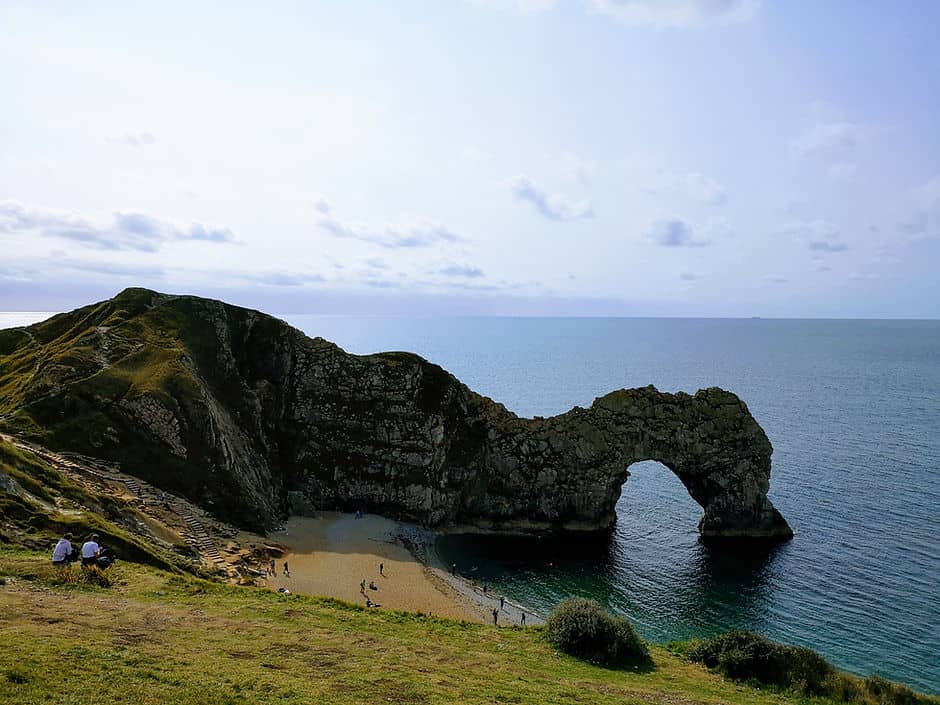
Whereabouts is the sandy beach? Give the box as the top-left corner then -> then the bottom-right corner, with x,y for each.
266,514 -> 483,621
264,513 -> 542,626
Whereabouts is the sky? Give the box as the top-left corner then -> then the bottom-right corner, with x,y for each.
2,0 -> 940,317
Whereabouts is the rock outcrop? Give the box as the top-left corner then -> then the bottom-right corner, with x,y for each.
0,288 -> 792,539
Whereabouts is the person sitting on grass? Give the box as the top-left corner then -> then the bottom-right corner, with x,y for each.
81,534 -> 101,568
80,534 -> 117,570
51,533 -> 79,567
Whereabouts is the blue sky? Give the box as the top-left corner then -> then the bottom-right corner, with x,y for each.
2,0 -> 939,316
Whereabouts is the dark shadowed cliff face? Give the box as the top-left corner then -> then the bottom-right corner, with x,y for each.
0,288 -> 792,539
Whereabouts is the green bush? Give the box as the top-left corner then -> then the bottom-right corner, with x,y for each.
863,675 -> 921,705
545,598 -> 650,668
688,630 -> 832,694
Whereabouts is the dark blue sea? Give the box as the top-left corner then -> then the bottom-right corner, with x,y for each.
282,316 -> 940,694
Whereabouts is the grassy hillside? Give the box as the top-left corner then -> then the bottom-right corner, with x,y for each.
2,442 -> 935,705
0,549 -> 880,705
0,438 -> 203,576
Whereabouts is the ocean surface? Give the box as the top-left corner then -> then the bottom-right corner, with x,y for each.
5,313 -> 939,693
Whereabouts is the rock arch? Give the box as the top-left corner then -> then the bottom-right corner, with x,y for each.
470,386 -> 793,539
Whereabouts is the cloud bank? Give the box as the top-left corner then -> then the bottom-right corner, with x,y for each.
316,199 -> 461,248
778,220 -> 848,253
0,201 -> 235,252
510,176 -> 594,222
646,218 -> 709,247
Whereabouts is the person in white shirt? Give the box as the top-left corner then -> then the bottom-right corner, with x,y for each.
51,533 -> 78,566
81,534 -> 101,567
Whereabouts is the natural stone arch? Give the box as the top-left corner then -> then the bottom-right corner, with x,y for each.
465,386 -> 793,539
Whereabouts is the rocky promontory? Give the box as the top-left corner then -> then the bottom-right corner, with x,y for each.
0,288 -> 792,539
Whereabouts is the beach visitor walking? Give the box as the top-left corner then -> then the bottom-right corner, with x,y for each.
360,579 -> 366,593
379,562 -> 384,576
451,563 -> 457,576
521,612 -> 526,626
492,607 -> 498,625
269,559 -> 276,577
283,560 -> 290,577
499,596 -> 504,610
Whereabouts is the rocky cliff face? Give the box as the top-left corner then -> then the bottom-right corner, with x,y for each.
0,288 -> 792,539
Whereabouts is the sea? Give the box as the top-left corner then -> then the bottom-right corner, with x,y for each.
5,313 -> 939,693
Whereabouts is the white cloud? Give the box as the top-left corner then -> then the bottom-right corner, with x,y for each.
777,220 -> 848,253
587,0 -> 759,28
231,271 -> 326,287
439,264 -> 485,278
646,218 -> 709,247
791,122 -> 864,161
0,201 -> 235,252
509,176 -> 594,221
316,199 -> 462,248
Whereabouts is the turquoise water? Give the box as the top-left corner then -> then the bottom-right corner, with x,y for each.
282,316 -> 940,694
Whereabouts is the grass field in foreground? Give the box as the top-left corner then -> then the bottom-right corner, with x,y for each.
0,548 -> 877,705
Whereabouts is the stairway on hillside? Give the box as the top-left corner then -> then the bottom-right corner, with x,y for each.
6,437 -> 228,569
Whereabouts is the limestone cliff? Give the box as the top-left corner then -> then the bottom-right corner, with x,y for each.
0,288 -> 792,539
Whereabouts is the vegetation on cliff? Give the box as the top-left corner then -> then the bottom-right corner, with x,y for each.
546,597 -> 651,668
0,438 -> 203,576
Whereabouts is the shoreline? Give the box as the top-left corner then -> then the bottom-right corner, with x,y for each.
262,513 -> 543,627
396,521 -> 545,627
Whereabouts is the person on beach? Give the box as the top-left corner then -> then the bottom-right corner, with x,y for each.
499,596 -> 504,610
379,562 -> 384,576
482,584 -> 488,595
369,581 -> 378,591
451,563 -> 457,576
283,560 -> 290,577
52,533 -> 78,566
360,579 -> 366,593
269,559 -> 276,577
520,612 -> 526,626
492,607 -> 498,625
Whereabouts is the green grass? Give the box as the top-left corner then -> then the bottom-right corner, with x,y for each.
0,440 -> 196,575
0,549 -> 802,705
2,549 -> 934,705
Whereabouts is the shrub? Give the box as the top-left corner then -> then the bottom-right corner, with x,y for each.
545,598 -> 650,668
687,630 -> 832,694
863,675 -> 921,705
687,631 -> 938,705
47,564 -> 115,589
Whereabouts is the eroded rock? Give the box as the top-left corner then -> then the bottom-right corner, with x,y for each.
0,288 -> 792,539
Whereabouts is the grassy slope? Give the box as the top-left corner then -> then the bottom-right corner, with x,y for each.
0,440 -> 198,575
0,549 -> 828,705
0,288 -> 197,425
